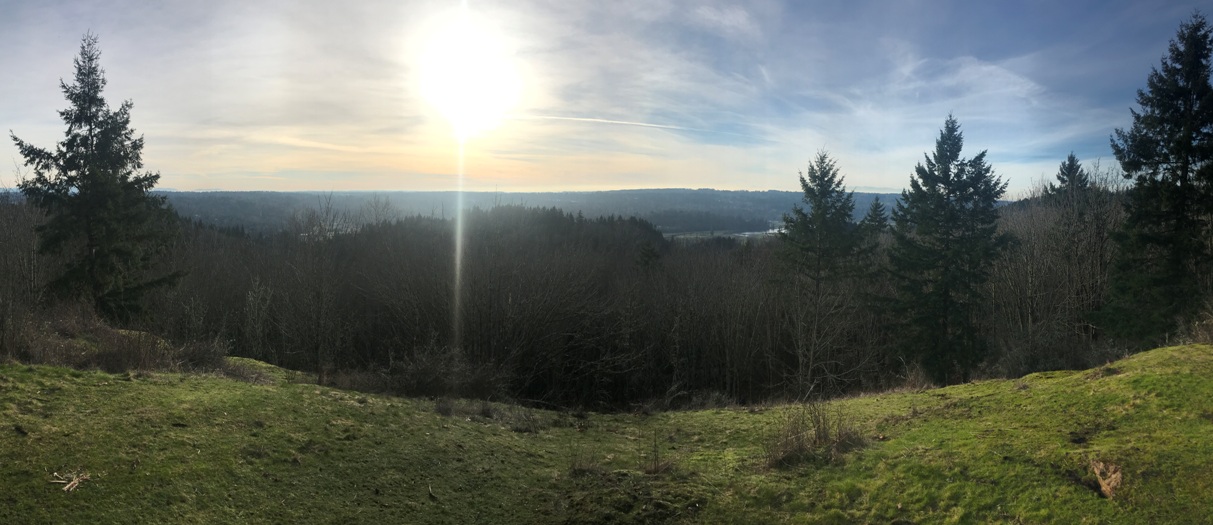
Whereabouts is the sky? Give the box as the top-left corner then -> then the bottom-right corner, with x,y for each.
0,0 -> 1207,196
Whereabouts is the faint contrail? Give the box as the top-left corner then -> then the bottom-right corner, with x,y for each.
511,115 -> 757,138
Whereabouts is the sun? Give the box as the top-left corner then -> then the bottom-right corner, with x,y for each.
418,5 -> 522,140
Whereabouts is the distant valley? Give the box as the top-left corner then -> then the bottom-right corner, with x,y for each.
159,189 -> 900,235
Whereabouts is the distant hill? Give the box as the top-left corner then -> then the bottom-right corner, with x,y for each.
160,189 -> 901,235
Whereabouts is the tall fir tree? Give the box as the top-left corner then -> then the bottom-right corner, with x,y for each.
779,151 -> 867,393
11,33 -> 179,320
858,198 -> 888,245
854,197 -> 890,282
890,116 -> 1009,384
1049,152 -> 1090,195
1104,13 -> 1213,342
780,151 -> 858,287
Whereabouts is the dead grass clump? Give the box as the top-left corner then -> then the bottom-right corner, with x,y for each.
1085,366 -> 1122,380
505,405 -> 547,433
902,361 -> 937,391
1091,459 -> 1123,499
568,442 -> 604,478
764,399 -> 865,468
882,359 -> 937,393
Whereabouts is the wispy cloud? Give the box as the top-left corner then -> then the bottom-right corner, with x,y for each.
511,115 -> 764,140
691,4 -> 761,40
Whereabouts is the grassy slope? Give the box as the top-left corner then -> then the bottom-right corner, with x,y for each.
2,347 -> 1211,524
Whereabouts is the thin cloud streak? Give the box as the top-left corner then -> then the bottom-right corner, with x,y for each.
510,115 -> 762,139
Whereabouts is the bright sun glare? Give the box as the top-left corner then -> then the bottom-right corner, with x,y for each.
418,5 -> 522,140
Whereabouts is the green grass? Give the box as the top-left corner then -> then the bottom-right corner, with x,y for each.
3,345 -> 1212,523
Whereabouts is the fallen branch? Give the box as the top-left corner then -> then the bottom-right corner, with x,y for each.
49,471 -> 91,492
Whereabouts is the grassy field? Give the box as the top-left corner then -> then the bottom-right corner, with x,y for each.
2,346 -> 1211,524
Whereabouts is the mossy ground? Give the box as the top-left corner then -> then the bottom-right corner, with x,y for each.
3,345 -> 1211,523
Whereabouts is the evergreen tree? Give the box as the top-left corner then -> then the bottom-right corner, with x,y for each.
779,151 -> 866,393
1104,13 -> 1213,342
854,197 -> 890,278
1049,152 -> 1090,194
890,116 -> 1009,384
858,198 -> 888,241
780,151 -> 858,287
11,33 -> 179,320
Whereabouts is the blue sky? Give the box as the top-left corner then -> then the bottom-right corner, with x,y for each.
1,0 -> 1206,195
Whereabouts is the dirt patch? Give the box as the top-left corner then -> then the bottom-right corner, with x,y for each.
1068,422 -> 1116,445
1065,468 -> 1107,498
557,469 -> 706,524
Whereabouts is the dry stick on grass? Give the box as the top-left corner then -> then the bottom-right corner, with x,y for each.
49,471 -> 91,492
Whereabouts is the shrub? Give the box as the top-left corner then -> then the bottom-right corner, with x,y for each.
1179,300 -> 1213,345
898,360 -> 936,392
389,341 -> 460,397
763,399 -> 865,468
387,339 -> 509,400
505,405 -> 545,433
567,441 -> 603,478
641,429 -> 675,475
11,301 -> 230,373
434,397 -> 455,417
177,337 -> 230,371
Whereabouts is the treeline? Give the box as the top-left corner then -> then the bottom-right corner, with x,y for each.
647,209 -> 770,234
0,175 -> 1128,408
138,204 -> 872,406
162,189 -> 900,237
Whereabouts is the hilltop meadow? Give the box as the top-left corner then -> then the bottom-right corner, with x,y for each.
3,344 -> 1211,523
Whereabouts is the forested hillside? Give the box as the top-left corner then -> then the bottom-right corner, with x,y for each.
159,189 -> 897,236
0,175 -> 1138,408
